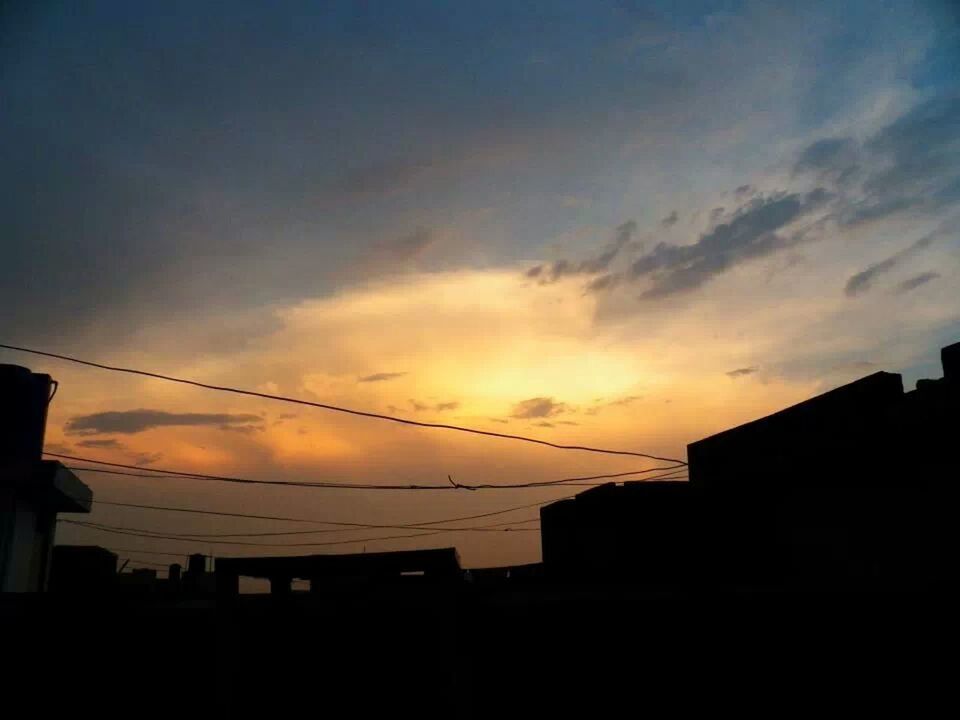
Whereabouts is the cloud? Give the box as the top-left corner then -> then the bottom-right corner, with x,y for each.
65,410 -> 264,435
358,372 -> 408,383
534,421 -> 554,428
586,395 -> 643,414
661,211 -> 678,228
735,184 -> 755,199
408,400 -> 459,412
895,271 -> 940,294
844,232 -> 936,297
795,96 -> 960,228
613,189 -> 831,300
76,438 -> 125,450
526,221 -> 637,283
793,137 -> 859,181
132,452 -> 163,467
511,397 -> 568,419
377,228 -> 435,262
726,367 -> 759,378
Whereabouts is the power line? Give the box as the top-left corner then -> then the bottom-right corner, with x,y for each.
49,451 -> 684,491
65,516 -> 540,539
89,493 -> 576,528
3,343 -> 685,464
60,519 -> 451,549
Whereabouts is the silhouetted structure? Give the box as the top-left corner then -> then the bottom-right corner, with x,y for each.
216,547 -> 462,598
542,341 -> 959,590
0,365 -> 92,592
49,545 -> 117,593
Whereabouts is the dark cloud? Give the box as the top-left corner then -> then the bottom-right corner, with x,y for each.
585,272 -> 621,293
895,271 -> 940,294
844,232 -> 936,297
793,137 -> 859,180
555,421 -> 580,426
796,96 -> 960,228
358,372 -> 407,383
709,207 -> 725,223
132,452 -> 163,467
377,228 -> 434,262
65,410 -> 264,435
586,395 -> 643,414
526,221 -> 637,283
408,400 -> 459,412
726,367 -> 759,378
619,189 -> 831,299
76,438 -> 125,450
735,184 -> 755,199
534,421 -> 555,428
661,211 -> 678,228
511,397 -> 568,419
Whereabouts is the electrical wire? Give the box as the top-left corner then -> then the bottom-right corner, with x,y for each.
49,451 -> 684,491
2,343 -> 685,464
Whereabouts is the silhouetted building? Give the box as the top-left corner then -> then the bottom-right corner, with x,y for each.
541,481 -> 700,586
541,341 -> 959,590
216,547 -> 462,598
0,365 -> 92,592
117,567 -> 159,593
182,552 -> 215,595
49,545 -> 118,593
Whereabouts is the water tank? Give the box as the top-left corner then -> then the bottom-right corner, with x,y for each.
188,553 -> 206,575
0,365 -> 54,463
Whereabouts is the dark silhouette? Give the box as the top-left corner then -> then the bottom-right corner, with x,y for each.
5,344 -> 957,717
216,547 -> 462,599
541,341 -> 958,591
0,365 -> 91,592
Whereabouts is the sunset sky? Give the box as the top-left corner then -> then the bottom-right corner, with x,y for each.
2,1 -> 959,569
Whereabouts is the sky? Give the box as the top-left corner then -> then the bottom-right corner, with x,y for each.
2,0 -> 959,570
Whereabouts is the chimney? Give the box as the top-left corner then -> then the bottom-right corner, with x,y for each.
169,563 -> 182,583
943,341 -> 959,381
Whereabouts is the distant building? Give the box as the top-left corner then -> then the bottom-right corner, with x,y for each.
49,545 -> 118,593
216,547 -> 462,598
541,341 -> 959,590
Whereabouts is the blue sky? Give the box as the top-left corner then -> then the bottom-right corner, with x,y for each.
3,1 -> 958,564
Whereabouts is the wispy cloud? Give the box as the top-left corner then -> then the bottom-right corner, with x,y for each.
845,233 -> 936,297
526,221 -> 637,284
408,400 -> 460,413
895,271 -> 940,294
358,372 -> 408,383
726,367 -> 759,378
